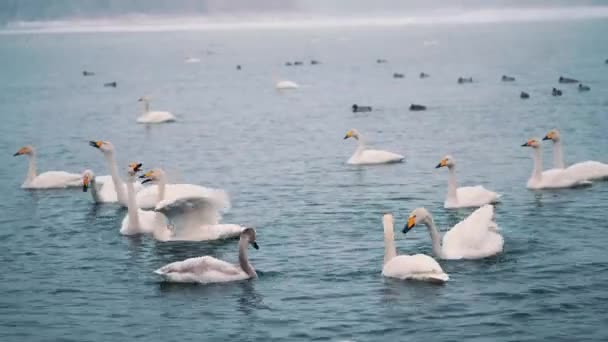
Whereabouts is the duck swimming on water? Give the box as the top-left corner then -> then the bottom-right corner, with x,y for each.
501,75 -> 515,82
419,72 -> 429,78
103,82 -> 117,88
578,84 -> 590,92
520,91 -> 530,99
352,104 -> 372,113
458,77 -> 473,84
558,76 -> 579,84
409,104 -> 426,111
393,73 -> 404,78
552,88 -> 563,96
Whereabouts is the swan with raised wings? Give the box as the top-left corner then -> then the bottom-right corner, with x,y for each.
89,140 -> 143,206
543,129 -> 608,181
521,138 -> 590,189
382,213 -> 448,283
120,163 -> 164,236
13,145 -> 81,189
137,96 -> 176,124
343,129 -> 404,165
137,168 -> 241,241
403,205 -> 503,260
436,155 -> 499,209
154,227 -> 259,284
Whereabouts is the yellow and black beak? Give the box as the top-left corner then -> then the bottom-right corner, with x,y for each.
542,134 -> 551,141
129,162 -> 143,173
82,176 -> 90,192
521,140 -> 532,147
89,141 -> 103,149
343,131 -> 353,140
252,241 -> 260,250
435,159 -> 447,168
12,151 -> 20,156
402,216 -> 416,234
139,171 -> 154,184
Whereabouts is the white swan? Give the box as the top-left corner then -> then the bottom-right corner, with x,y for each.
137,168 -> 242,241
403,205 -> 503,260
543,129 -> 608,181
136,168 -> 230,214
275,80 -> 299,89
521,138 -> 590,189
154,227 -> 259,284
136,96 -> 176,124
381,213 -> 448,283
13,145 -> 81,189
120,163 -> 164,236
89,140 -> 143,206
81,170 -> 115,203
343,129 -> 404,165
436,155 -> 499,209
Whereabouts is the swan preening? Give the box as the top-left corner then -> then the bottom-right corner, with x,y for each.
13,145 -> 81,189
137,96 -> 176,124
543,129 -> 608,181
89,140 -> 143,206
382,213 -> 448,283
404,205 -> 503,260
154,227 -> 259,284
82,170 -> 116,203
436,155 -> 499,209
521,138 -> 589,189
343,129 -> 404,165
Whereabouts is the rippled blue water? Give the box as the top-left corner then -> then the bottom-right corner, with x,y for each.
1,19 -> 608,342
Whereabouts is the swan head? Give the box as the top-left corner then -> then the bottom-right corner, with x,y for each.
344,129 -> 360,140
542,129 -> 561,142
82,169 -> 94,192
402,208 -> 431,234
13,145 -> 34,156
89,140 -> 114,153
127,162 -> 143,176
138,96 -> 150,103
241,227 -> 259,250
521,138 -> 541,149
436,155 -> 455,169
139,168 -> 165,184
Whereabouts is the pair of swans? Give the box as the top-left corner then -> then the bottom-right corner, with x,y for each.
542,129 -> 608,182
436,155 -> 499,209
137,96 -> 176,124
155,227 -> 259,284
344,129 -> 404,165
522,138 -> 591,189
119,163 -> 243,241
382,205 -> 503,283
14,145 -> 82,189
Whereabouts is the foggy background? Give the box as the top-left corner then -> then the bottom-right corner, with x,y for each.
1,0 -> 607,26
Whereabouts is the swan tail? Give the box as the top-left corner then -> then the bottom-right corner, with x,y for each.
417,272 -> 449,284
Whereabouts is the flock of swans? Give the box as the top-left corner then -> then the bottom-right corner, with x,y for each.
13,104 -> 608,286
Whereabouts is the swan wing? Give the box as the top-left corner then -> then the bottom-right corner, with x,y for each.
442,204 -> 503,259
137,184 -> 230,211
566,161 -> 608,181
137,111 -> 176,123
349,149 -> 404,165
534,168 -> 590,189
26,171 -> 82,189
155,256 -> 247,283
449,186 -> 499,208
120,209 -> 161,235
382,254 -> 448,283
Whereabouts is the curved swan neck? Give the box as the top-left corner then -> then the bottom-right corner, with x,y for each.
423,217 -> 443,258
553,140 -> 565,169
383,215 -> 397,265
446,166 -> 458,203
353,134 -> 366,156
532,148 -> 543,181
238,237 -> 256,277
104,152 -> 126,204
126,174 -> 140,229
25,152 -> 37,183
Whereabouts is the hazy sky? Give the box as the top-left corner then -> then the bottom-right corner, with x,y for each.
1,0 -> 606,24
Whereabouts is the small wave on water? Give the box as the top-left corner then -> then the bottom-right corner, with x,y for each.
3,6 -> 608,34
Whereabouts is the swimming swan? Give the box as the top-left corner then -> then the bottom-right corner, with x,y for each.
82,170 -> 116,203
154,227 -> 259,284
521,138 -> 589,189
436,155 -> 499,209
136,97 -> 176,124
275,80 -> 299,89
403,205 -> 503,260
89,140 -> 143,206
343,129 -> 404,165
120,163 -> 164,236
381,213 -> 448,283
13,145 -> 81,189
543,129 -> 608,181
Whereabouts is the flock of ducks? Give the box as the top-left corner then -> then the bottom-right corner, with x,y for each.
13,57 -> 608,285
